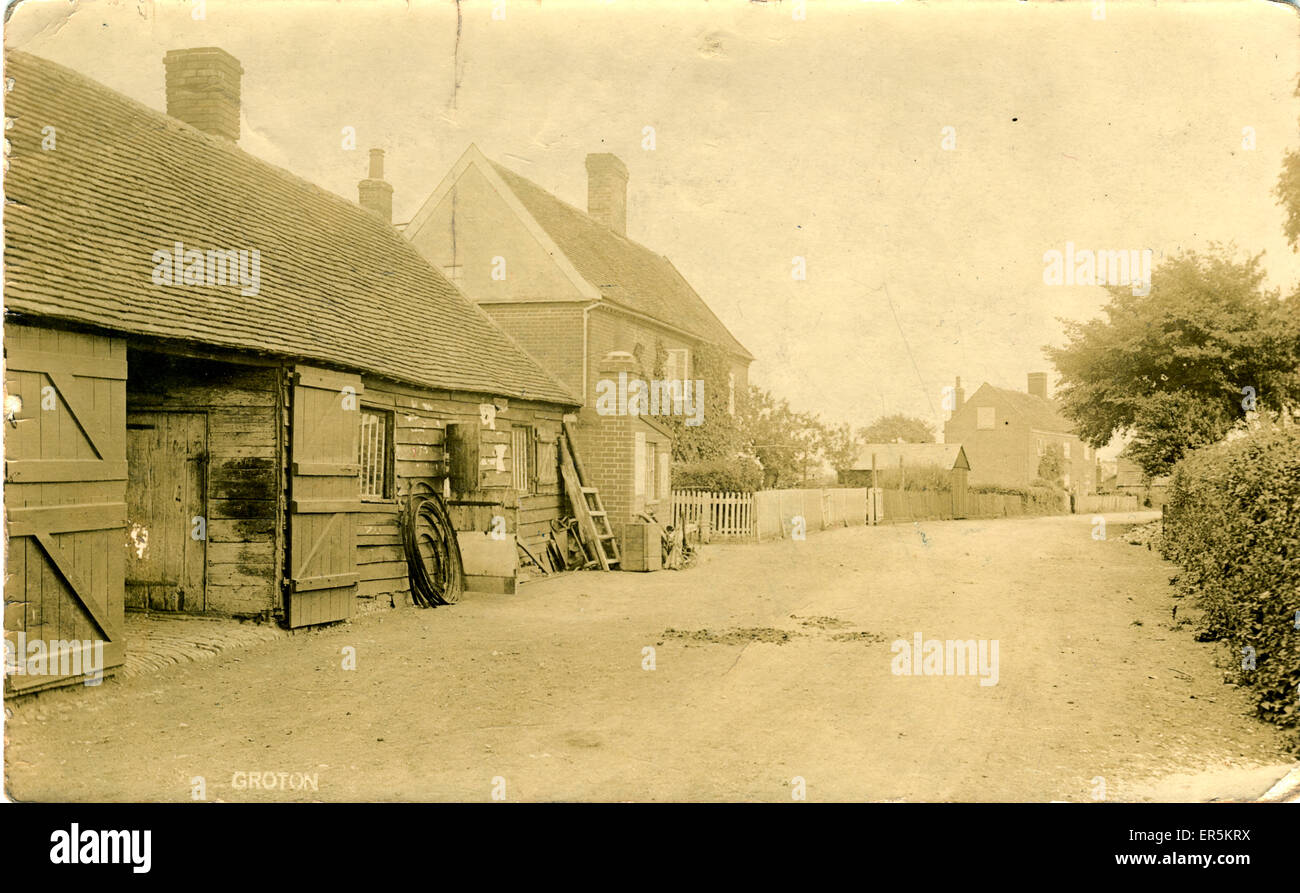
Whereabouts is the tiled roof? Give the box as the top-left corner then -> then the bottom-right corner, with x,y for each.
2,51 -> 578,406
986,386 -> 1076,434
847,443 -> 970,471
487,161 -> 753,360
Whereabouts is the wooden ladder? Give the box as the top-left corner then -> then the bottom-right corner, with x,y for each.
559,428 -> 620,571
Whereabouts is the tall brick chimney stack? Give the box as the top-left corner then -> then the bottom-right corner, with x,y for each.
953,376 -> 965,412
586,153 -> 628,236
358,149 -> 394,224
1027,372 -> 1049,400
164,47 -> 243,142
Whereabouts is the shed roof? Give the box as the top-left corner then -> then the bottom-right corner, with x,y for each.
2,51 -> 579,406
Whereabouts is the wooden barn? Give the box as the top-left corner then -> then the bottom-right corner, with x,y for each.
3,49 -> 581,692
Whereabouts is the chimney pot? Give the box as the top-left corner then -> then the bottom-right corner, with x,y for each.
163,47 -> 243,142
1028,372 -> 1049,400
586,153 -> 629,236
358,147 -> 394,224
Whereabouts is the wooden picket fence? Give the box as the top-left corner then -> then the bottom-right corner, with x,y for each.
1075,493 -> 1141,514
672,490 -> 754,539
673,485 -> 1070,542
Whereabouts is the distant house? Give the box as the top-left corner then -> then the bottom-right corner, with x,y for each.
401,145 -> 753,529
1115,456 -> 1170,507
838,443 -> 972,518
943,373 -> 1096,494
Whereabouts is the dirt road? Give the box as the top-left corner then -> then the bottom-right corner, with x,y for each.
5,513 -> 1292,802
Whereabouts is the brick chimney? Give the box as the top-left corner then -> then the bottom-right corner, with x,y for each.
358,149 -> 393,224
164,47 -> 243,142
953,376 -> 965,412
586,153 -> 628,236
1027,372 -> 1049,400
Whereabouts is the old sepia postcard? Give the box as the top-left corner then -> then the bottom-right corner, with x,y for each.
2,0 -> 1299,874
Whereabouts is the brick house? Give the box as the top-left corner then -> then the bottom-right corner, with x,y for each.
400,145 -> 753,529
943,373 -> 1097,495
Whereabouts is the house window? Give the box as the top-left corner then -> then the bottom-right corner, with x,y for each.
359,408 -> 394,500
511,425 -> 535,493
728,372 -> 736,416
977,406 -> 995,430
646,446 -> 658,502
1063,442 -> 1071,459
664,348 -> 689,383
1037,437 -> 1045,457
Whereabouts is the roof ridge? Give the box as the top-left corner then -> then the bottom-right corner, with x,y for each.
4,50 -> 581,405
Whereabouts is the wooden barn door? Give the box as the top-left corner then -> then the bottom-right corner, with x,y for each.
287,366 -> 362,628
125,412 -> 207,612
4,324 -> 127,691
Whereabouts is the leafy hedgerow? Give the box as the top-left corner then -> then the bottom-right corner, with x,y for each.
1162,426 -> 1300,750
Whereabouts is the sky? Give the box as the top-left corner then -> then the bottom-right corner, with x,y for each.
6,0 -> 1300,456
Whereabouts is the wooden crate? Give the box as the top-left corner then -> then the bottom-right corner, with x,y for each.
618,522 -> 661,572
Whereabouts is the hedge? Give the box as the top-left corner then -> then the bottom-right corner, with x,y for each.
1162,426 -> 1300,750
671,457 -> 764,493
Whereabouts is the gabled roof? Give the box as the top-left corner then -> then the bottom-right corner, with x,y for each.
406,145 -> 753,360
2,51 -> 578,406
846,443 -> 970,471
970,383 -> 1075,435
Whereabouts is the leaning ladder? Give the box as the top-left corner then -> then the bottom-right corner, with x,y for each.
559,430 -> 620,571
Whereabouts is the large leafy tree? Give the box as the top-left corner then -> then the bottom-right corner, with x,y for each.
738,386 -> 824,488
1275,74 -> 1300,250
1045,246 -> 1300,477
858,413 -> 935,444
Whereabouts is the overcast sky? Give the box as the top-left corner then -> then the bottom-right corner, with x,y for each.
8,0 -> 1300,453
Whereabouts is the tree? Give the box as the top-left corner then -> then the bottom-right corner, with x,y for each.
1045,246 -> 1300,478
1036,443 -> 1065,488
738,386 -> 823,489
1275,75 -> 1300,250
858,413 -> 934,444
817,421 -> 860,474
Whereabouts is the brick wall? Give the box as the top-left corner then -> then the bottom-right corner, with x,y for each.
481,303 -> 586,400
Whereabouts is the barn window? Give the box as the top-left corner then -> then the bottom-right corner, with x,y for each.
976,406 -> 995,429
512,425 -> 535,493
358,408 -> 394,500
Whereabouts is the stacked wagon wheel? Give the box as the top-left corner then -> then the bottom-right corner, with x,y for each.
401,491 -> 464,607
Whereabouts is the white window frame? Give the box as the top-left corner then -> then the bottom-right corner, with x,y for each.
664,348 -> 689,384
359,407 -> 394,501
1063,442 -> 1071,459
511,425 -> 535,494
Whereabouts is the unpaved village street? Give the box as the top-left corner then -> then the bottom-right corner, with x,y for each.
5,513 -> 1292,803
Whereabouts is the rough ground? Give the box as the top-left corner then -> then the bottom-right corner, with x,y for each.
5,512 -> 1294,802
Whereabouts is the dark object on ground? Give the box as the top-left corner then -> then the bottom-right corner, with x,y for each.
402,492 -> 464,607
